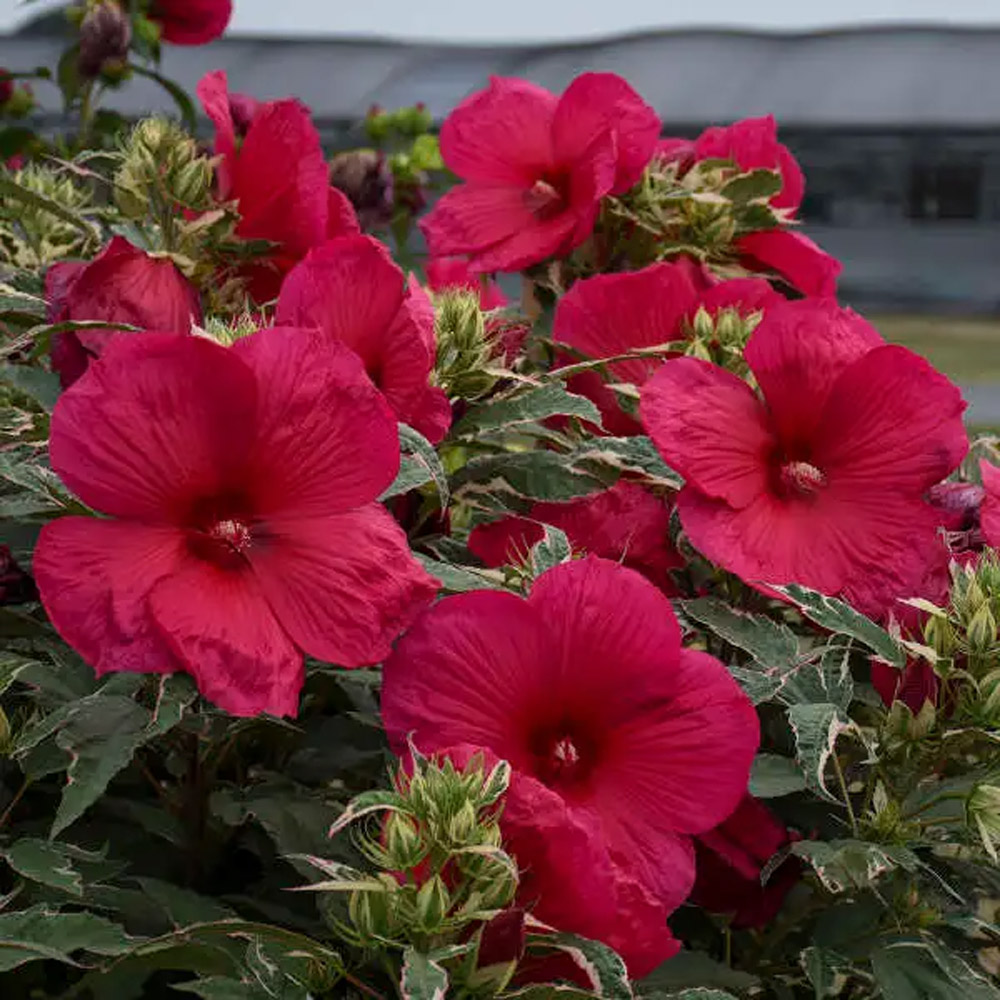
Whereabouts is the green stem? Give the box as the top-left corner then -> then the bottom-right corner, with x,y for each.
832,752 -> 859,838
0,775 -> 30,830
76,81 -> 97,153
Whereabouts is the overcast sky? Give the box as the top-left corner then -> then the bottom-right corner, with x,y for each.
3,0 -> 1000,39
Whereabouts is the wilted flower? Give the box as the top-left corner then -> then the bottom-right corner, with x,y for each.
468,481 -> 681,594
45,236 -> 202,387
329,149 -> 395,229
554,257 -> 780,435
381,556 -> 759,975
150,0 -> 232,45
34,330 -> 438,716
78,1 -> 131,79
275,235 -> 451,443
196,70 -> 360,302
641,299 -> 968,620
421,73 -> 660,272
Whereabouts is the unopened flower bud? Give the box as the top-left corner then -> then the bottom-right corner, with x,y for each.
415,874 -> 450,930
968,784 -> 1000,861
330,149 -> 394,229
928,481 -> 984,532
173,157 -> 213,207
923,612 -> 955,658
78,1 -> 131,80
967,603 -> 997,656
434,289 -> 499,400
977,670 -> 1000,724
384,812 -> 426,871
0,706 -> 10,755
885,698 -> 936,743
2,82 -> 35,118
445,799 -> 478,847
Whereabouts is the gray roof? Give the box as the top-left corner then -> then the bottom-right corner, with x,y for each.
3,26 -> 1000,127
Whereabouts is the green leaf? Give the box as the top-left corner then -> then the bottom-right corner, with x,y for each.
146,673 -> 198,736
721,168 -> 783,203
0,175 -> 98,247
533,933 -> 633,1000
380,423 -> 449,506
0,364 -> 60,412
528,525 -> 572,577
780,643 -> 855,711
791,841 -> 920,894
872,936 -> 1000,1000
681,597 -> 800,668
748,753 -> 807,798
801,946 -> 848,1000
569,435 -> 681,490
328,788 -> 410,837
453,450 -> 609,504
0,905 -> 133,972
650,991 -> 740,1000
131,878 -> 237,928
786,703 -> 852,802
2,838 -> 109,896
50,694 -> 151,837
415,554 -> 508,592
130,66 -> 197,130
638,951 -> 759,993
452,383 -> 602,437
401,947 -> 449,1000
772,583 -> 905,667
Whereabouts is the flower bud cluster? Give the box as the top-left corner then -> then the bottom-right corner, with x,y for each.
78,0 -> 132,81
683,304 -> 765,375
314,750 -> 518,960
433,289 -> 508,400
0,163 -> 94,269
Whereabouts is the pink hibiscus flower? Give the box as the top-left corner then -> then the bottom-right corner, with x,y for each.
425,256 -> 508,312
979,461 -> 1000,548
554,258 -> 780,435
640,299 -> 968,620
196,71 -> 360,302
421,74 -> 660,273
44,236 -> 202,388
381,556 -> 759,976
275,235 -> 452,444
468,481 -> 681,594
34,330 -> 438,717
151,0 -> 231,44
658,117 -> 840,297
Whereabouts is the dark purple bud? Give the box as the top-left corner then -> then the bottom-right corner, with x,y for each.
78,1 -> 132,80
329,149 -> 395,230
928,481 -> 985,532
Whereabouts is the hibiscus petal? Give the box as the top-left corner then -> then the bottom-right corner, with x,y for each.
50,333 -> 257,521
249,506 -> 439,670
738,229 -> 841,299
468,516 -> 546,567
420,184 -> 577,273
980,460 -> 1000,547
745,298 -> 884,450
814,345 -> 968,493
552,73 -> 661,194
381,588 -> 552,763
326,186 -> 361,239
155,0 -> 231,44
440,76 -> 557,185
275,236 -> 406,374
232,326 -> 400,516
641,357 -> 773,508
34,517 -> 185,677
234,99 -> 329,257
196,70 -> 236,194
148,559 -> 301,717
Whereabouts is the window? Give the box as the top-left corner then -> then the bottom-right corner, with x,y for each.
908,163 -> 983,220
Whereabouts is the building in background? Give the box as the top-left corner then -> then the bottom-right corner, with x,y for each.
2,7 -> 999,313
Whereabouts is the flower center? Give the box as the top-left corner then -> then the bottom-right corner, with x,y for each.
530,722 -> 597,790
779,460 -> 827,497
185,496 -> 256,570
209,518 -> 252,553
524,178 -> 566,221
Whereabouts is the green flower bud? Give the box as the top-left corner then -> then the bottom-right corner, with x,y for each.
384,812 -> 427,871
0,706 -> 10,755
434,289 -> 498,400
415,874 -> 450,931
967,603 -> 997,656
2,84 -> 35,118
968,784 -> 1000,861
979,670 -> 1000,724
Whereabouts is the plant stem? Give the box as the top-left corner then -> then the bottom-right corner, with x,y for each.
0,775 -> 29,830
832,753 -> 859,838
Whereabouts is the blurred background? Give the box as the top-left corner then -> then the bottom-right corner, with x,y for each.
2,0 -> 999,417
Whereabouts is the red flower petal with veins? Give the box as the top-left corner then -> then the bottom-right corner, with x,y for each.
151,0 -> 231,45
35,330 -> 438,716
381,557 -> 758,975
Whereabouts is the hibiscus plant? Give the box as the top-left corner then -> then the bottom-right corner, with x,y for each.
0,9 -> 999,1000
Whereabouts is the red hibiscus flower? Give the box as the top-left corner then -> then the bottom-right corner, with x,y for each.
692,794 -> 800,929
44,236 -> 202,388
554,258 -> 780,435
276,235 -> 452,444
150,0 -> 231,45
468,481 -> 681,594
381,557 -> 759,976
979,461 -> 1000,548
196,71 -> 360,302
421,74 -> 660,273
426,256 -> 508,312
658,117 -> 840,297
34,330 -> 438,717
640,299 -> 968,620
871,658 -> 940,714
